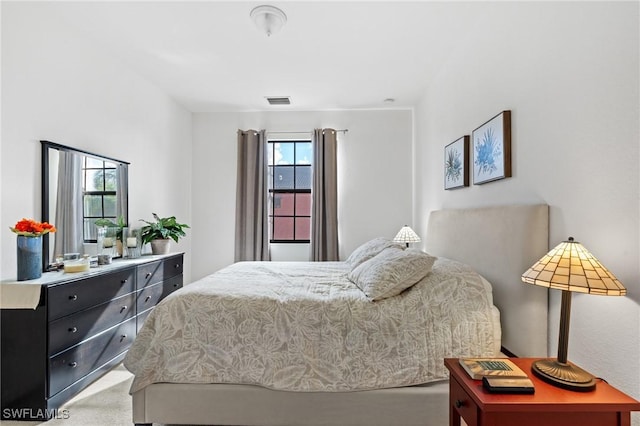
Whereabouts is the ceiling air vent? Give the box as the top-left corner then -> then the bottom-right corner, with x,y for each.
266,96 -> 291,105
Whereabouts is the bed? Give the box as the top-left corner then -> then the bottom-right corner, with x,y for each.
127,204 -> 549,426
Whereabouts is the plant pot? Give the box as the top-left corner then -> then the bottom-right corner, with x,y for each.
150,239 -> 171,255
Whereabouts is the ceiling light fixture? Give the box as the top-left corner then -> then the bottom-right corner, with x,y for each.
250,5 -> 287,37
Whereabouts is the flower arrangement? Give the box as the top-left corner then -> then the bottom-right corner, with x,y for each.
10,218 -> 56,237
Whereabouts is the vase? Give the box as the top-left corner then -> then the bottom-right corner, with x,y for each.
150,239 -> 171,255
17,235 -> 42,281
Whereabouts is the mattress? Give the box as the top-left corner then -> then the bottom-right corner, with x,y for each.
124,257 -> 498,394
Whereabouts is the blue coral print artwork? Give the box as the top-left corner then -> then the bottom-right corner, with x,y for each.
444,136 -> 468,189
472,111 -> 510,184
475,127 -> 501,177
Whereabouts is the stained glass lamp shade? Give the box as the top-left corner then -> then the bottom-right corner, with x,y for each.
521,237 -> 626,391
393,226 -> 421,248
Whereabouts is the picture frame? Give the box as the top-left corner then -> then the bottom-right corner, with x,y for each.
444,135 -> 469,190
472,110 -> 511,185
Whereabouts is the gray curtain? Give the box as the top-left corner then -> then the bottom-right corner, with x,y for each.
116,163 -> 128,225
311,128 -> 339,261
54,150 -> 84,257
235,129 -> 270,262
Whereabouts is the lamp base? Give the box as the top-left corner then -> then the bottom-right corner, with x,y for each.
531,359 -> 596,392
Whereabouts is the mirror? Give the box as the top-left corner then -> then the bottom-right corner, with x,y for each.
41,140 -> 129,270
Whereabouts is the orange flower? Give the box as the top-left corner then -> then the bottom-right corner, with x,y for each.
10,218 -> 56,237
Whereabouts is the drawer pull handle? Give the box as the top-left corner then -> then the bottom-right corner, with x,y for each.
120,334 -> 127,342
68,327 -> 78,333
69,295 -> 78,301
69,362 -> 78,368
455,400 -> 464,409
120,305 -> 128,313
145,272 -> 152,279
175,264 -> 180,268
173,283 -> 178,288
144,295 -> 152,302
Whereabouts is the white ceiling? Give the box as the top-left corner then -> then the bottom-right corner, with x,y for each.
36,1 -> 494,112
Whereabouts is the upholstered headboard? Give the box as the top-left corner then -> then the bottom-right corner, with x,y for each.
425,204 -> 549,357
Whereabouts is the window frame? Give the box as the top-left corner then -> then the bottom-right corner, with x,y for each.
268,139 -> 312,244
82,157 -> 117,243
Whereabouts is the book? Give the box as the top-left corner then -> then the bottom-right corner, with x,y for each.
459,358 -> 528,380
482,376 -> 535,394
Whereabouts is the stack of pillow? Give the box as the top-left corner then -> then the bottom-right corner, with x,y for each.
345,237 -> 436,301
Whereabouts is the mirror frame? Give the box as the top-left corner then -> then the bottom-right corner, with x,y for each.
41,140 -> 129,271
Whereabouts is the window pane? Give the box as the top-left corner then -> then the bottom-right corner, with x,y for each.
296,142 -> 312,165
295,166 -> 311,189
295,217 -> 311,240
296,193 -> 311,216
104,169 -> 117,191
85,169 -> 104,191
273,166 -> 294,189
104,195 -> 116,217
84,195 -> 103,217
273,217 -> 294,240
84,219 -> 98,241
268,143 -> 274,166
273,193 -> 294,216
274,143 -> 294,165
85,157 -> 103,168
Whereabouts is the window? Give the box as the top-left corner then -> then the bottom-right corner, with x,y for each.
268,140 -> 312,243
82,157 -> 117,242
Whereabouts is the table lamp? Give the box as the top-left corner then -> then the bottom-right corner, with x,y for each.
393,225 -> 421,248
521,237 -> 626,391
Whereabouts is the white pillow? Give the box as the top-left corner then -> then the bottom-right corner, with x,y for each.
348,247 -> 436,301
345,237 -> 404,269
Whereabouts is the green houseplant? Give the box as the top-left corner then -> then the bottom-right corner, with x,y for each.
140,213 -> 189,255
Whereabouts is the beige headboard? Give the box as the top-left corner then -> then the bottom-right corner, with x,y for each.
425,204 -> 549,357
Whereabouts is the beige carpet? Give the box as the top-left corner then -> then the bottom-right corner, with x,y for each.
1,364 -> 136,426
0,363 -> 220,426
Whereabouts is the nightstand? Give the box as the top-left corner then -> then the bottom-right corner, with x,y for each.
445,358 -> 640,426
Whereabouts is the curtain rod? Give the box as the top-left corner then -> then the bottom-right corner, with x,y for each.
266,129 -> 348,134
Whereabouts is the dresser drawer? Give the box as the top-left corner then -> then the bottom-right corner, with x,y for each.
162,274 -> 183,299
48,292 -> 135,356
47,268 -> 135,321
450,376 -> 478,426
48,317 -> 136,396
136,282 -> 164,314
137,255 -> 183,289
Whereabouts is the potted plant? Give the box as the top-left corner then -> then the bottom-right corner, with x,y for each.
140,213 -> 189,255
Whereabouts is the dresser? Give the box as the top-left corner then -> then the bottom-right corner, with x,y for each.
0,253 -> 184,421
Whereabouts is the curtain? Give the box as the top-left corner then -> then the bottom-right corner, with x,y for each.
116,163 -> 128,225
311,128 -> 339,261
54,150 -> 84,257
235,129 -> 270,262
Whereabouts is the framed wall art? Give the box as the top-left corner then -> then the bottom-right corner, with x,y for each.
444,135 -> 469,190
472,110 -> 511,185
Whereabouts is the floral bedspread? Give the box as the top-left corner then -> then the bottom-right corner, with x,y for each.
124,258 -> 497,394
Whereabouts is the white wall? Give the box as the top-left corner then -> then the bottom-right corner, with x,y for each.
191,109 -> 413,280
414,0 -> 639,414
1,3 -> 193,282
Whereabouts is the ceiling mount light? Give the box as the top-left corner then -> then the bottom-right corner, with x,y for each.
250,5 -> 287,37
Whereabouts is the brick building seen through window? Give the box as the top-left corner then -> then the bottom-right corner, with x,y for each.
268,140 -> 312,243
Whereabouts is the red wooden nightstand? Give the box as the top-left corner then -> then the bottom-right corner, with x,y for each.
445,358 -> 640,426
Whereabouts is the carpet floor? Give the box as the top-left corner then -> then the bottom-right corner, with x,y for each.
1,364 -> 139,426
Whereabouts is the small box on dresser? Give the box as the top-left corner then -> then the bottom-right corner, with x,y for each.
0,253 -> 184,421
